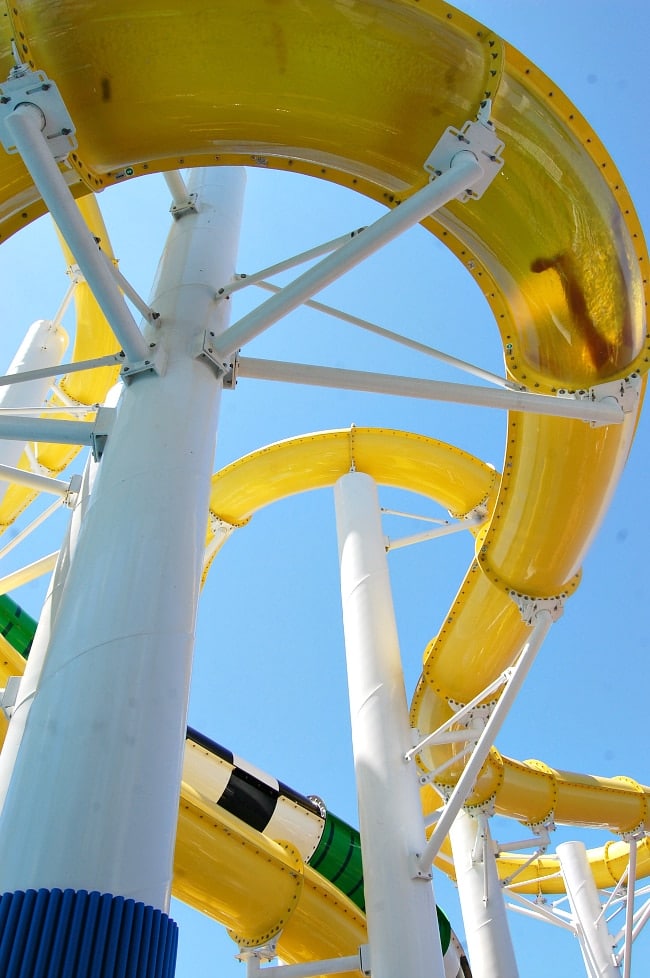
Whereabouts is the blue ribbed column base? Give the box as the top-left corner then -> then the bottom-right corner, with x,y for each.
0,889 -> 178,978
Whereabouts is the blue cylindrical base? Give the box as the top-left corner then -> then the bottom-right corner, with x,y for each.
0,889 -> 178,978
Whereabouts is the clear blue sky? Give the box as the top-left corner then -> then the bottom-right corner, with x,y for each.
0,2 -> 649,976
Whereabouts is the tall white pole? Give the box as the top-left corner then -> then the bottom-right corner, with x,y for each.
334,471 -> 446,978
558,842 -> 620,978
450,810 -> 519,978
0,167 -> 245,978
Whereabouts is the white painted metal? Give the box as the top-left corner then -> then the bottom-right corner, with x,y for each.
243,952 -> 361,978
0,414 -> 106,448
558,841 -> 620,978
253,279 -> 516,390
450,811 -> 519,978
213,150 -> 483,360
0,353 -> 122,389
3,103 -> 150,364
0,550 -> 58,594
622,842 -> 636,978
386,513 -> 483,551
100,251 -> 158,324
163,169 -> 190,208
235,357 -> 624,424
0,497 -> 64,561
0,318 -> 68,503
334,471 -> 446,978
0,166 -> 245,910
0,463 -> 71,497
418,608 -> 555,872
221,229 -> 367,297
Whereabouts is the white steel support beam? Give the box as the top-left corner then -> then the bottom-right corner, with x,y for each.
235,357 -> 625,425
450,811 -> 519,978
0,463 -> 71,497
622,841 -> 637,978
334,471 -> 446,978
251,279 -> 514,390
213,150 -> 483,361
0,353 -> 123,388
418,608 -> 555,872
0,166 -> 245,927
221,229 -> 367,298
558,842 -> 620,978
242,952 -> 363,978
3,103 -> 150,364
0,413 -> 111,451
0,551 -> 59,594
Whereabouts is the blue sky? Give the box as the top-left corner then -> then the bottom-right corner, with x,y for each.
1,2 -> 649,976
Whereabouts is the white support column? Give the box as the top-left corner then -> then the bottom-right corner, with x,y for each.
334,471 -> 446,978
0,167 -> 245,976
558,842 -> 620,978
450,810 -> 519,978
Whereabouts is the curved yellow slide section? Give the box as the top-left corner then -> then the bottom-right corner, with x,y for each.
0,0 -> 648,943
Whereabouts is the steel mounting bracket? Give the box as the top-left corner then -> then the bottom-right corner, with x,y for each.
0,67 -> 77,161
557,372 -> 642,428
424,99 -> 504,202
195,331 -> 238,386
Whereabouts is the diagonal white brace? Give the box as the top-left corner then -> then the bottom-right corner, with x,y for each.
211,148 -> 484,362
0,73 -> 151,365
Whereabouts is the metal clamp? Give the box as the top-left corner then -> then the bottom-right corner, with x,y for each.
120,345 -> 165,385
90,407 -> 115,461
509,592 -> 565,625
170,192 -> 198,220
195,331 -> 239,386
557,373 -> 642,428
0,68 -> 76,161
0,676 -> 22,720
64,473 -> 83,508
424,99 -> 504,202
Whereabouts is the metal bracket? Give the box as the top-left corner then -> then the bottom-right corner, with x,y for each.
120,345 -> 165,385
0,676 -> 21,720
424,99 -> 504,202
359,944 -> 372,977
409,852 -> 433,882
0,68 -> 76,161
236,939 -> 278,965
90,407 -> 115,461
195,331 -> 238,386
509,592 -> 565,625
170,192 -> 198,220
557,372 -> 642,428
64,473 -> 83,508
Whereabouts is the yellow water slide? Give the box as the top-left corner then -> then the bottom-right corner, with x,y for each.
0,0 -> 648,966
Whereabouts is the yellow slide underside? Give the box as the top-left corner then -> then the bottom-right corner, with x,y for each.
0,0 -> 648,958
